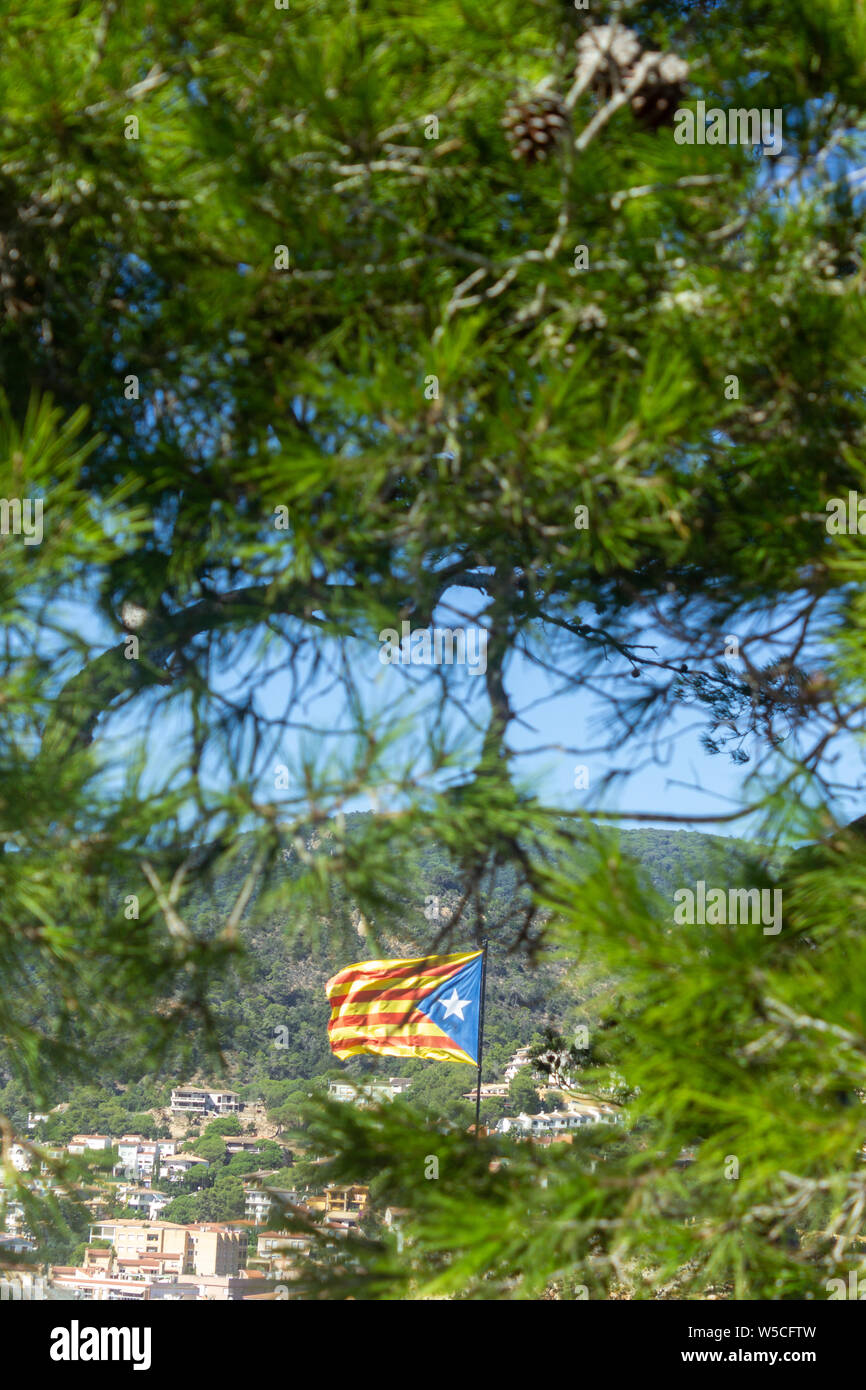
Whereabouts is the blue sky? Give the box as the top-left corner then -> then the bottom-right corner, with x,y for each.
70,571 -> 866,847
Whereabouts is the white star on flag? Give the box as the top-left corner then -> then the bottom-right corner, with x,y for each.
437,987 -> 471,1022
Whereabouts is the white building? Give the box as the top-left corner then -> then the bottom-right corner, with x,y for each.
68,1134 -> 113,1155
49,1267 -> 198,1301
504,1047 -> 532,1082
327,1077 -> 410,1105
8,1144 -> 32,1172
0,1231 -> 35,1256
243,1183 -> 297,1225
115,1137 -> 177,1182
461,1083 -> 509,1100
117,1187 -> 171,1219
495,1107 -> 619,1137
1,1201 -> 29,1237
0,1270 -> 45,1300
224,1136 -> 270,1156
170,1086 -> 240,1116
161,1155 -> 209,1183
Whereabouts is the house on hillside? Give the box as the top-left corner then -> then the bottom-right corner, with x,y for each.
243,1179 -> 298,1226
504,1047 -> 533,1082
161,1154 -> 210,1183
327,1077 -> 410,1105
224,1135 -> 276,1156
116,1187 -> 171,1219
496,1107 -> 620,1138
305,1184 -> 369,1216
68,1134 -> 113,1155
115,1138 -> 177,1183
383,1206 -> 410,1228
461,1083 -> 509,1100
170,1085 -> 240,1116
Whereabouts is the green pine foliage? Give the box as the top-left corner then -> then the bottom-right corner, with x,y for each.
2,0 -> 866,1299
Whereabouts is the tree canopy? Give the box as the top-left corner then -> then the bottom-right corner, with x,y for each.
3,0 -> 866,1300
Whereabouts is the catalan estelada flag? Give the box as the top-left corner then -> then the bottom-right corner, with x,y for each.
326,949 -> 484,1066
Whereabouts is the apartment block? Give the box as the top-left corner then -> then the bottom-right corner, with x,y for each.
89,1219 -> 243,1277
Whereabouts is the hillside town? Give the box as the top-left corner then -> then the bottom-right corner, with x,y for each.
0,1050 -> 621,1300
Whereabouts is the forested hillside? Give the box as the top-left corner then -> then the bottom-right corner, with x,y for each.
0,818 -> 763,1122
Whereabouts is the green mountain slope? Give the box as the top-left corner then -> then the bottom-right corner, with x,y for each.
0,819 -> 763,1110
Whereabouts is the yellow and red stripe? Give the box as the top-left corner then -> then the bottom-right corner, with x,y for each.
325,950 -> 482,1065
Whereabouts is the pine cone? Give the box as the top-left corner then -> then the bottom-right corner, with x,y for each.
575,24 -> 642,101
502,90 -> 569,164
575,26 -> 689,132
120,600 -> 149,630
630,52 -> 689,130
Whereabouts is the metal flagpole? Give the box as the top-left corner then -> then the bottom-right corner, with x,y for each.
474,937 -> 489,1140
